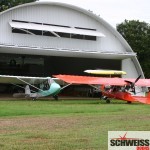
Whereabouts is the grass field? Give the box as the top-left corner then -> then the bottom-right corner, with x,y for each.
0,99 -> 150,150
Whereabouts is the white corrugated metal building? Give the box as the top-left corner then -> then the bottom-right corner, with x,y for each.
0,1 -> 144,78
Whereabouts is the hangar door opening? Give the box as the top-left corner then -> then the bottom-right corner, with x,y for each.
0,54 -> 121,95
0,54 -> 121,76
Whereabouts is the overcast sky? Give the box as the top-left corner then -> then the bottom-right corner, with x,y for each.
38,0 -> 150,28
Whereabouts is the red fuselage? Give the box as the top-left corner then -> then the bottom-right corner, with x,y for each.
102,90 -> 150,104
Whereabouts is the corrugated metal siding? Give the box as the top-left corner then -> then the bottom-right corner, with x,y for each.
0,4 -> 126,53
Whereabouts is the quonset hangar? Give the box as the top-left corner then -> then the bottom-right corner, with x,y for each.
0,1 -> 144,79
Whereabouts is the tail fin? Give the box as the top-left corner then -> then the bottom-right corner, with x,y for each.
25,85 -> 31,95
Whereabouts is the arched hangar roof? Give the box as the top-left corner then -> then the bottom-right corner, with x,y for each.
0,1 -> 132,52
0,1 -> 144,78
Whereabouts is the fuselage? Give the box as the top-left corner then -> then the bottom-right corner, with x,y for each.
102,91 -> 135,102
102,90 -> 150,104
29,78 -> 61,98
38,82 -> 61,97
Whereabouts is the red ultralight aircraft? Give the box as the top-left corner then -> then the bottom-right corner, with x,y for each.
54,74 -> 150,104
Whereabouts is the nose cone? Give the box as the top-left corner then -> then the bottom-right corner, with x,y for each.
51,83 -> 61,95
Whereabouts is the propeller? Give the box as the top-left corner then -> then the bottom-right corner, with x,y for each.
124,75 -> 141,94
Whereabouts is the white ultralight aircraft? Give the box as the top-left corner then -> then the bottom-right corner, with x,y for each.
0,75 -> 62,100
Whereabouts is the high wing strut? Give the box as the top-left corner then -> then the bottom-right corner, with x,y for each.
60,83 -> 72,90
88,84 -> 100,91
17,77 -> 44,92
11,83 -> 37,93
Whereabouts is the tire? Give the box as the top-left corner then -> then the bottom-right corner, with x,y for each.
53,95 -> 58,100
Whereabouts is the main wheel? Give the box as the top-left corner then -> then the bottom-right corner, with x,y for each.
53,95 -> 58,100
32,97 -> 36,101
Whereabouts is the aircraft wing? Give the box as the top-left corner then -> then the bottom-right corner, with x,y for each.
54,75 -> 150,87
126,79 -> 150,87
53,75 -> 126,86
0,75 -> 48,84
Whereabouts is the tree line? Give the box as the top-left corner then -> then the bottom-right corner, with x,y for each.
1,1 -> 150,77
0,0 -> 36,12
117,20 -> 150,78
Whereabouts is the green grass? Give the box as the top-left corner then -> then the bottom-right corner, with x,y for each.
0,99 -> 150,150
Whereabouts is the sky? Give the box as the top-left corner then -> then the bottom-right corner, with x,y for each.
38,0 -> 150,28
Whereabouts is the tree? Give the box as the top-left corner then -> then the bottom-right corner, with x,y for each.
0,0 -> 36,12
117,20 -> 150,77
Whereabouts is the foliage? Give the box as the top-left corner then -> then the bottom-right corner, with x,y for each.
0,0 -> 36,12
117,20 -> 150,77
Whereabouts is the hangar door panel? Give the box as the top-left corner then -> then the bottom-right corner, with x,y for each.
0,54 -> 121,77
0,54 -> 44,76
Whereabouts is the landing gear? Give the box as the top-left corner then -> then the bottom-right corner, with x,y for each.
127,101 -> 132,104
32,97 -> 37,101
100,96 -> 111,103
101,96 -> 107,100
53,95 -> 58,100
